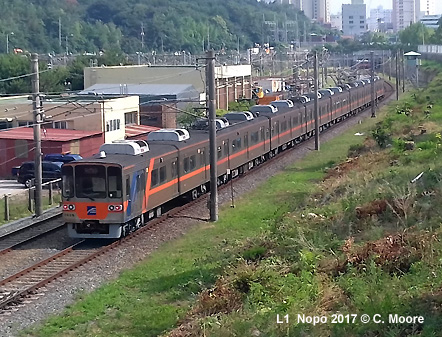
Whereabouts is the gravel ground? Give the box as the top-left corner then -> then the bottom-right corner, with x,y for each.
0,93 -> 394,336
0,229 -> 78,280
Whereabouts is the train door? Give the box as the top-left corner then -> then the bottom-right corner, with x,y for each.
199,148 -> 207,179
243,132 -> 249,159
128,169 -> 145,219
171,157 -> 179,194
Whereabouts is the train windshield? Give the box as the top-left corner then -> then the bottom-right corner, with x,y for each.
75,165 -> 107,200
107,166 -> 122,198
62,166 -> 74,198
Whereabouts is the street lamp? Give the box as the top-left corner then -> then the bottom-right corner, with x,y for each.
6,32 -> 14,54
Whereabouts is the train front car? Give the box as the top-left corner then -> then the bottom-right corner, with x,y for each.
62,141 -> 149,239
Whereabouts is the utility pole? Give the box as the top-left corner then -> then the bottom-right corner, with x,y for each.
31,53 -> 42,217
396,50 -> 399,100
313,51 -> 320,151
402,49 -> 405,93
389,51 -> 391,81
140,23 -> 145,51
207,50 -> 218,221
370,51 -> 376,118
58,17 -> 62,48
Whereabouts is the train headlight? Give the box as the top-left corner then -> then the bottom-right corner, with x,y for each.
108,205 -> 123,212
63,204 -> 75,211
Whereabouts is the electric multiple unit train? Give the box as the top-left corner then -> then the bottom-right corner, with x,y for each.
62,78 -> 387,239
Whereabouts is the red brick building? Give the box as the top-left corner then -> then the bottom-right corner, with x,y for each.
0,128 -> 103,178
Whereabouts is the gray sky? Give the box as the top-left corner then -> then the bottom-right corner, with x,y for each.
329,0 -> 442,15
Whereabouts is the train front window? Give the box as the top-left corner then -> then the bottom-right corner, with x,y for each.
62,166 -> 74,198
75,165 -> 106,199
108,167 -> 122,198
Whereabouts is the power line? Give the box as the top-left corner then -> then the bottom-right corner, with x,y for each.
0,69 -> 51,83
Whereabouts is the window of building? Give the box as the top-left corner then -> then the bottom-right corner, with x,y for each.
53,121 -> 68,129
349,20 -> 354,24
125,112 -> 137,125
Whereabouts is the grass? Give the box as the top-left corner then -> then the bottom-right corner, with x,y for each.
24,74 -> 442,337
0,190 -> 61,226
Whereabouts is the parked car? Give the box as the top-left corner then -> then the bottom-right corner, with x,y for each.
17,161 -> 63,188
43,153 -> 82,163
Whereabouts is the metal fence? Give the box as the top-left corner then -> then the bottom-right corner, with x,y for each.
2,179 -> 61,223
418,45 -> 442,54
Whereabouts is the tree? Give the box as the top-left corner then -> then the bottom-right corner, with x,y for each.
399,23 -> 433,52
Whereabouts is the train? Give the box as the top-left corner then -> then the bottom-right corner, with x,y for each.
62,78 -> 387,239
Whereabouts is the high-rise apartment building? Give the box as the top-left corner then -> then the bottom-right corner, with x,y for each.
302,0 -> 329,23
420,0 -> 435,16
392,0 -> 420,32
368,6 -> 393,31
342,1 -> 367,37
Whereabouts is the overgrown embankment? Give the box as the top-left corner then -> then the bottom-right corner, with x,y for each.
26,65 -> 442,337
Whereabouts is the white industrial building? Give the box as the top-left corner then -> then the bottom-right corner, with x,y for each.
420,14 -> 441,29
342,0 -> 367,37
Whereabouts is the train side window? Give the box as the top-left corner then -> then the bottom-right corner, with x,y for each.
151,169 -> 159,186
139,171 -> 145,192
183,157 -> 190,173
260,126 -> 265,141
126,176 -> 130,198
190,155 -> 196,170
159,166 -> 167,183
62,166 -> 74,198
244,134 -> 248,148
232,137 -> 241,152
266,128 -> 270,139
251,131 -> 258,144
171,160 -> 178,178
288,118 -> 292,129
217,146 -> 222,159
281,121 -> 287,132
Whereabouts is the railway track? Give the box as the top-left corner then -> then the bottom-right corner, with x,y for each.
0,214 -> 64,256
0,81 -> 395,313
0,195 -> 206,313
